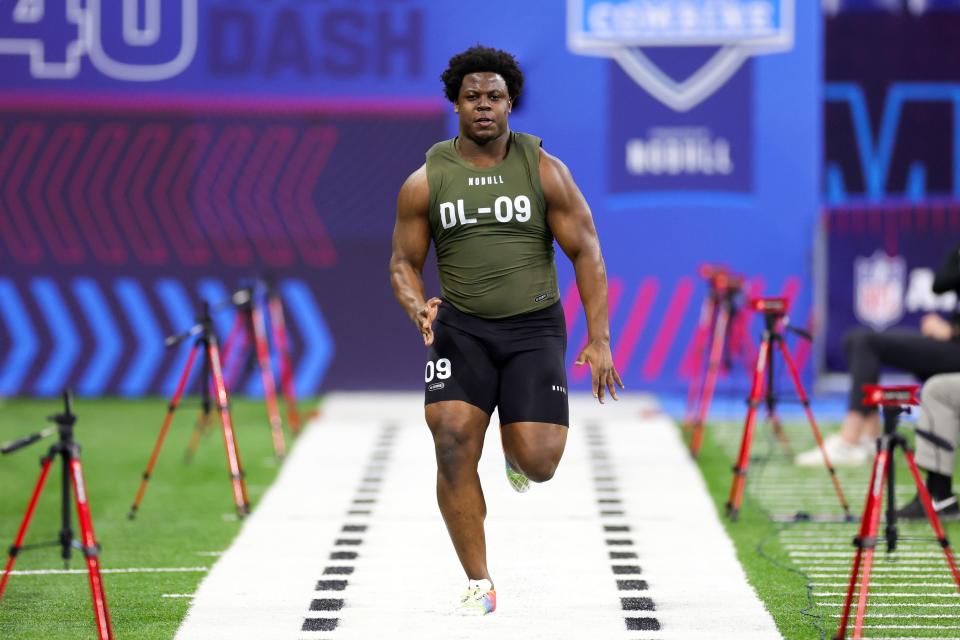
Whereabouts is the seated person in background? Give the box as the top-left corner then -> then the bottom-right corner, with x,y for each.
895,372 -> 960,520
796,241 -> 960,466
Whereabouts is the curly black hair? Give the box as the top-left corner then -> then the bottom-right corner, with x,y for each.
441,45 -> 524,105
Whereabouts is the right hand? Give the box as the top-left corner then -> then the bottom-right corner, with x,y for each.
415,298 -> 442,346
921,313 -> 953,341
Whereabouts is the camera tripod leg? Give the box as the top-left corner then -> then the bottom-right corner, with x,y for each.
726,334 -> 771,520
129,343 -> 200,520
684,294 -> 716,434
835,449 -> 885,640
269,289 -> 301,435
69,455 -> 113,640
902,449 -> 960,588
691,300 -> 730,458
251,303 -> 285,460
778,340 -> 852,518
208,339 -> 250,517
0,456 -> 54,599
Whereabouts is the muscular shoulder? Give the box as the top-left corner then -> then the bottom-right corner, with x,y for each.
397,163 -> 429,216
538,147 -> 577,207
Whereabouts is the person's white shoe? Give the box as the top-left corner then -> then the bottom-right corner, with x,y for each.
454,578 -> 496,616
858,434 -> 878,456
505,460 -> 530,493
794,433 -> 868,467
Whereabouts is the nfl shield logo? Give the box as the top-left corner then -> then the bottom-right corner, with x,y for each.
854,251 -> 906,331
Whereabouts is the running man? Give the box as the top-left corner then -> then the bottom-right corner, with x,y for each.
389,45 -> 622,615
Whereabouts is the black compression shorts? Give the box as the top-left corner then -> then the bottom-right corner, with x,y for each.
424,300 -> 569,426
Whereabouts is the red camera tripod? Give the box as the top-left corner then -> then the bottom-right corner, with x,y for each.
726,297 -> 852,522
0,391 -> 113,640
684,265 -> 753,457
834,385 -> 960,639
128,302 -> 250,520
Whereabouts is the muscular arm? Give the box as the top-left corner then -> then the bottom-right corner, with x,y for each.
542,148 -> 623,402
389,164 -> 441,345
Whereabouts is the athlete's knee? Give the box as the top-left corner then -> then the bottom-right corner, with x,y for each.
523,458 -> 558,483
432,423 -> 481,481
923,374 -> 960,405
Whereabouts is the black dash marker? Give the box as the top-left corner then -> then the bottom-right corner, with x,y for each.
604,525 -> 630,532
353,499 -> 376,504
302,618 -> 338,631
342,524 -> 367,532
621,597 -> 655,611
330,551 -> 357,560
310,598 -> 344,611
609,551 -> 637,559
612,565 -> 642,575
598,498 -> 621,504
323,566 -> 354,575
596,487 -> 618,493
335,539 -> 362,546
616,580 -> 648,590
594,476 -> 615,482
600,510 -> 625,516
348,510 -> 371,516
605,539 -> 633,546
625,617 -> 660,631
316,580 -> 347,591
362,477 -> 382,483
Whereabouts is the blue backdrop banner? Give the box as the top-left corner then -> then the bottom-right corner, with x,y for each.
0,0 -> 820,396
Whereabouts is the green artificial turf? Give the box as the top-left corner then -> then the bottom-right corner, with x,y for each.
0,397 -> 308,640
694,419 -> 960,640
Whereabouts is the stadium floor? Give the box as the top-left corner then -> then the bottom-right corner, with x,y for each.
175,393 -> 779,640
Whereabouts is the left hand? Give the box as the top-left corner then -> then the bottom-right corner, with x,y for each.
575,339 -> 624,404
921,313 -> 954,341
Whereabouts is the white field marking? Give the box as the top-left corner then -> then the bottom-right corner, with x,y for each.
818,602 -> 960,608
815,592 -> 960,597
181,393 -> 780,640
785,544 -> 936,550
162,594 -> 195,598
812,582 -> 957,587
797,560 -> 951,566
790,551 -> 943,557
176,405 -> 382,640
829,613 -> 960,618
861,625 -> 960,629
809,573 -> 955,579
600,409 -> 781,639
4,567 -> 209,576
194,551 -> 223,557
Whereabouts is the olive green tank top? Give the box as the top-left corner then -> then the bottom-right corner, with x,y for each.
425,131 -> 558,319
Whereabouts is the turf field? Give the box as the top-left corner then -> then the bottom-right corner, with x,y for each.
3,396 -> 960,639
0,397 -> 305,640
697,416 -> 960,639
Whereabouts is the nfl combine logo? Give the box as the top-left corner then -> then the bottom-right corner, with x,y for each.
566,0 -> 795,112
854,250 -> 906,331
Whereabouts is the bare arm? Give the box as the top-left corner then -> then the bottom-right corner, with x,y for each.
389,164 -> 441,345
542,148 -> 623,402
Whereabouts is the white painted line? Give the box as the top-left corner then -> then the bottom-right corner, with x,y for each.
861,625 -> 960,629
4,567 -> 208,576
817,602 -> 960,608
194,551 -> 223,557
176,393 -> 781,640
812,582 -> 956,587
162,594 -> 195,598
816,592 -> 960,597
790,551 -> 943,557
829,613 -> 960,618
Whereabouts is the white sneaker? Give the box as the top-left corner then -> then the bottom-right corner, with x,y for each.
454,578 -> 496,616
858,434 -> 878,456
794,433 -> 868,467
505,460 -> 530,493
